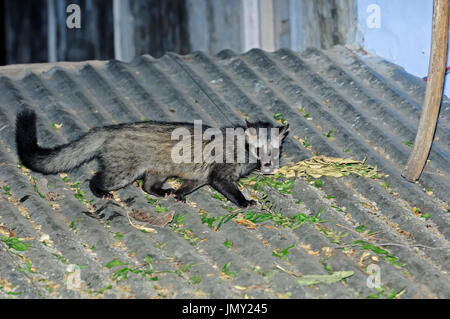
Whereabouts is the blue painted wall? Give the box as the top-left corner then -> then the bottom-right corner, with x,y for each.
357,0 -> 450,96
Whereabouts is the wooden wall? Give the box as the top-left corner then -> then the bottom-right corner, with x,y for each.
0,0 -> 358,65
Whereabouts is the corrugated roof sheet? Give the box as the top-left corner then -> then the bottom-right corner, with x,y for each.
0,45 -> 449,299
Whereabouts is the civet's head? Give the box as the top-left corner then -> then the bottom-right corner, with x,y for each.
245,120 -> 289,174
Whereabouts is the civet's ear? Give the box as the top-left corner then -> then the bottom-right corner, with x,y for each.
279,124 -> 289,141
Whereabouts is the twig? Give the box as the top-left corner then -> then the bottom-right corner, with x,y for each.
275,264 -> 301,277
335,223 -> 381,240
332,242 -> 450,250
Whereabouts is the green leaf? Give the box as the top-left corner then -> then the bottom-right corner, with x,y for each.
62,176 -> 71,183
315,206 -> 324,218
2,185 -> 11,196
181,264 -> 193,272
172,213 -> 186,225
222,262 -> 238,277
105,259 -> 128,269
386,288 -> 406,299
112,267 -> 130,281
145,195 -> 158,206
360,242 -> 389,255
272,243 -> 296,261
402,141 -> 413,148
355,225 -> 367,233
92,285 -> 113,294
223,240 -> 233,249
421,213 -> 431,220
5,291 -> 21,296
17,258 -> 35,274
380,181 -> 390,189
325,130 -> 335,138
155,205 -> 168,213
191,274 -> 202,284
384,256 -> 405,267
296,271 -> 354,285
212,193 -> 226,201
144,256 -> 153,264
314,179 -> 323,188
1,236 -> 31,252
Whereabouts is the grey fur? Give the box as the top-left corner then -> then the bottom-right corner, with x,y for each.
16,110 -> 289,207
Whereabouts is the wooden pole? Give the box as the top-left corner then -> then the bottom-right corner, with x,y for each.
260,0 -> 276,52
113,0 -> 135,62
402,0 -> 449,182
242,0 -> 261,52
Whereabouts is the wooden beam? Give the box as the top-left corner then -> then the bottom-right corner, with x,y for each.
242,0 -> 260,51
47,0 -> 57,62
260,0 -> 275,51
113,0 -> 135,62
289,0 -> 302,51
402,0 -> 449,181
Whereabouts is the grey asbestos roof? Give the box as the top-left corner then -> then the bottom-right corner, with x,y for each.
0,45 -> 449,299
